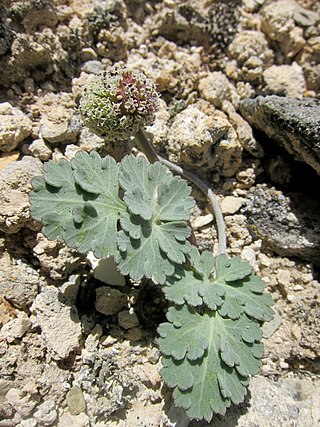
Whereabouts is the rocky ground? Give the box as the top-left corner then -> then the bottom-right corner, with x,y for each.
0,0 -> 320,426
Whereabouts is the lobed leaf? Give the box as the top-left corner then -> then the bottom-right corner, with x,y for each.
159,306 -> 258,421
116,156 -> 195,284
163,251 -> 274,322
29,152 -> 126,258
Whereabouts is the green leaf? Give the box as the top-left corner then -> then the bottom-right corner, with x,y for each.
159,305 -> 262,421
116,156 -> 195,284
29,152 -> 126,258
119,156 -> 194,222
157,305 -> 209,361
164,251 -> 274,321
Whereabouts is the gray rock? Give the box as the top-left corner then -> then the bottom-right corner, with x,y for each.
192,376 -> 320,427
40,115 -> 80,144
80,60 -> 104,75
95,286 -> 128,316
242,185 -> 320,266
33,400 -> 57,426
0,103 -> 33,152
0,156 -> 43,233
239,96 -> 320,174
30,286 -> 82,360
0,252 -> 40,310
66,385 -> 86,415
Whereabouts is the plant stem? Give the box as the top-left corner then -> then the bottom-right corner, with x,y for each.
134,127 -> 227,255
134,128 -> 158,164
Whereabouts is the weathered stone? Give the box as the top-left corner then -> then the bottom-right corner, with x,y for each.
239,96 -> 320,174
0,252 -> 40,310
221,196 -> 245,215
95,287 -> 128,316
263,63 -> 306,97
198,72 -> 239,108
0,156 -> 43,233
0,103 -> 32,152
167,103 -> 242,176
27,138 -> 52,160
1,312 -> 31,343
30,286 -> 82,360
66,385 -> 86,415
118,310 -> 139,330
5,388 -> 37,418
242,185 -> 320,265
199,376 -> 320,427
33,400 -> 57,426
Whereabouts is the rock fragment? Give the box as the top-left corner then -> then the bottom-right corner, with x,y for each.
66,385 -> 86,415
95,287 -> 128,316
0,103 -> 32,152
263,63 -> 306,97
239,96 -> 320,174
30,286 -> 82,360
242,185 -> 320,265
0,156 -> 43,233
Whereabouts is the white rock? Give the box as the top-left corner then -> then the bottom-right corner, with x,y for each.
198,72 -> 239,108
0,103 -> 32,152
30,286 -> 82,360
1,312 -> 31,343
58,412 -> 90,427
263,63 -> 306,97
87,253 -> 126,287
28,138 -> 52,160
5,388 -> 37,418
192,213 -> 213,230
33,400 -> 57,426
221,196 -> 244,215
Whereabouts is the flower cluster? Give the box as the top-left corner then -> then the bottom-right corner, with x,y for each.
79,66 -> 159,141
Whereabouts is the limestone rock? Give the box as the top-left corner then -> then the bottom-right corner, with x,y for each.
0,103 -> 32,152
5,388 -> 37,418
30,286 -> 82,360
27,138 -> 52,160
1,312 -> 31,343
202,376 -> 320,427
227,31 -> 274,82
167,103 -> 242,177
221,196 -> 245,215
239,96 -> 320,174
33,400 -> 57,426
263,63 -> 306,97
261,0 -> 319,42
0,252 -> 40,310
242,185 -> 320,265
198,72 -> 240,108
0,156 -> 43,233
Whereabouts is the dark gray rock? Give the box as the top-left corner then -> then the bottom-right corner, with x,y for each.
242,185 -> 320,266
239,96 -> 320,174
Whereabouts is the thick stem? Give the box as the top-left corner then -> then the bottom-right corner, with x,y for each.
134,128 -> 158,164
134,127 -> 227,255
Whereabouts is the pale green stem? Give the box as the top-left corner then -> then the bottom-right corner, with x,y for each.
134,127 -> 227,255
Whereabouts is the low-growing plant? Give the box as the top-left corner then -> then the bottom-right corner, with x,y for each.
29,66 -> 273,423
